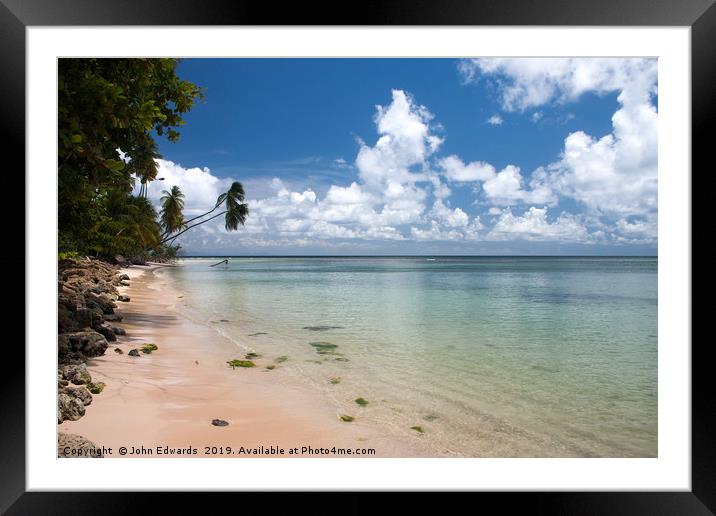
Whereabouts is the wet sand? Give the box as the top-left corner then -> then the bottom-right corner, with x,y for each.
60,266 -> 428,457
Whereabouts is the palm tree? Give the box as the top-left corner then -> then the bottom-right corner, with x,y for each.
159,185 -> 186,235
130,137 -> 161,198
160,181 -> 249,244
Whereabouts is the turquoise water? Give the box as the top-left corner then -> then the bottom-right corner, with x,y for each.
164,256 -> 657,457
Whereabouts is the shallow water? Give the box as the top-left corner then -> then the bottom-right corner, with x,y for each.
163,256 -> 657,457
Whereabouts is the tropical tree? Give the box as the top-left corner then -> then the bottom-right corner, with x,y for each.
58,58 -> 203,256
161,182 -> 249,245
159,185 -> 186,235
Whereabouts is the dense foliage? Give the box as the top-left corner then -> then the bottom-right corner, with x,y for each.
58,58 -> 203,259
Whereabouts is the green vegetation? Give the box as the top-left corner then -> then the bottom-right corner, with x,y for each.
339,415 -> 354,422
329,377 -> 341,385
227,359 -> 255,369
141,343 -> 158,354
87,382 -> 106,394
275,356 -> 289,363
57,58 -> 249,261
245,352 -> 260,359
354,398 -> 369,406
410,426 -> 424,433
309,342 -> 339,355
265,365 -> 276,370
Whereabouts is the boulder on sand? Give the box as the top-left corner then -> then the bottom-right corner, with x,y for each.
58,433 -> 104,458
58,330 -> 109,359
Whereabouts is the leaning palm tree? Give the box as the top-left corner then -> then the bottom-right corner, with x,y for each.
159,185 -> 186,236
160,181 -> 249,244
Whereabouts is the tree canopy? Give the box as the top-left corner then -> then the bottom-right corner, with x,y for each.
58,58 -> 203,257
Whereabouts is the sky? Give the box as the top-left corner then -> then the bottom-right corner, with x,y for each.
144,58 -> 658,256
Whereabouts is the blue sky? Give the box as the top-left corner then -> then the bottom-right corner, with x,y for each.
146,58 -> 658,255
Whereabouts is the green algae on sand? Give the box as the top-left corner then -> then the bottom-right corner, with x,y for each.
309,342 -> 338,354
227,359 -> 255,369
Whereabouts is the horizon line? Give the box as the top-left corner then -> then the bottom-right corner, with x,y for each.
176,254 -> 658,258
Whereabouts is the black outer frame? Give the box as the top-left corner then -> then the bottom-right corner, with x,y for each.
2,0 -> 709,512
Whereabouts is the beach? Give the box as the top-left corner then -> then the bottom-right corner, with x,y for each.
58,257 -> 658,458
60,265 -> 429,457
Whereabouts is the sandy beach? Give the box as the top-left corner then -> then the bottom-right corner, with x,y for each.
60,265 -> 428,457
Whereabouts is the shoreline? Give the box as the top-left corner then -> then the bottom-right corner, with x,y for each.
60,264 -> 429,457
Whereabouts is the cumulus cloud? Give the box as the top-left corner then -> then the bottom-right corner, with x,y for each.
142,159 -> 231,216
145,63 -> 658,251
482,165 -> 557,206
454,57 -> 658,237
439,155 -> 495,183
459,58 -> 657,112
487,207 -> 591,242
487,115 -> 503,125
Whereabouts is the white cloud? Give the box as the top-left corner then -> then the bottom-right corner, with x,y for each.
439,155 -> 496,182
459,58 -> 657,112
483,165 -> 557,206
487,115 -> 503,125
143,158 -> 231,216
487,207 -> 591,242
145,70 -> 658,250
457,57 -> 658,222
430,200 -> 469,228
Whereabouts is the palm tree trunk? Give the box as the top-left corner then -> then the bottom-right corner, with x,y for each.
182,203 -> 222,226
160,210 -> 227,245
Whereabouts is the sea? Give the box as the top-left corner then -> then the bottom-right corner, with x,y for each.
160,256 -> 657,457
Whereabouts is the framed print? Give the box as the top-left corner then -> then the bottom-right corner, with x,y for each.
3,0 -> 709,512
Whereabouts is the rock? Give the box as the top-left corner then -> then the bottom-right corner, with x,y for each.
114,255 -> 128,266
59,363 -> 91,385
117,294 -> 130,302
58,433 -> 104,458
58,330 -> 109,359
111,326 -> 126,336
75,307 -> 102,329
120,280 -> 130,287
67,385 -> 93,406
94,324 -> 117,342
103,313 -> 123,322
128,349 -> 140,357
303,326 -> 344,331
58,389 -> 86,423
119,273 -> 130,281
85,292 -> 116,315
114,347 -> 123,354
58,305 -> 80,333
141,348 -> 152,354
87,382 -> 105,394
211,419 -> 229,426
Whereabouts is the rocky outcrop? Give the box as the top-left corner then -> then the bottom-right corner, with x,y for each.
57,258 -> 132,429
58,330 -> 109,361
59,363 -> 91,385
57,433 -> 104,458
58,386 -> 93,423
